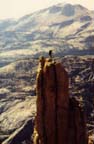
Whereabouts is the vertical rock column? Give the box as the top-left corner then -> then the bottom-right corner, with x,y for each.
35,58 -> 69,144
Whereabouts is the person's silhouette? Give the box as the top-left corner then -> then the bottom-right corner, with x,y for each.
49,50 -> 52,58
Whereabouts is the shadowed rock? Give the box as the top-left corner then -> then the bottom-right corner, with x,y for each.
2,118 -> 34,144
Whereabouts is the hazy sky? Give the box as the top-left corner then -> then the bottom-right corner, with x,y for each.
0,0 -> 94,20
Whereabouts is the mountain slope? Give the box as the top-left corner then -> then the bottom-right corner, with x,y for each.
0,3 -> 94,66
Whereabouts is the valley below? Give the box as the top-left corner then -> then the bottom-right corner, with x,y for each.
0,56 -> 94,143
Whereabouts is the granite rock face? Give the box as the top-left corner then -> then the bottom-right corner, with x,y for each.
0,97 -> 36,144
0,59 -> 37,143
2,118 -> 34,144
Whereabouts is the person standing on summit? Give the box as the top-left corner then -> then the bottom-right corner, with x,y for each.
49,50 -> 53,58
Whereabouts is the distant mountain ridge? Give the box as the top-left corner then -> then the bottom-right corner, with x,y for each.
0,3 -> 94,66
